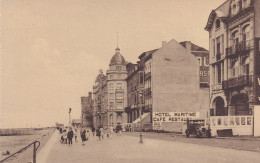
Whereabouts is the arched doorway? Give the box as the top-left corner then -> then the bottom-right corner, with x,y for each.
231,94 -> 249,115
214,97 -> 226,116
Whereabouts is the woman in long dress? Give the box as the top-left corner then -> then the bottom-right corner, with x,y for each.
81,129 -> 87,145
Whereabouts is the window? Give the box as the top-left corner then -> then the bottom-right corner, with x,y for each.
139,72 -> 144,84
242,25 -> 250,41
110,83 -> 114,90
232,4 -> 237,15
116,102 -> 123,109
110,93 -> 114,100
213,39 -> 215,56
216,37 -> 221,55
116,93 -> 123,99
216,19 -> 220,29
232,31 -> 239,45
243,57 -> 250,75
117,83 -> 122,89
117,114 -> 122,122
217,64 -> 221,84
232,61 -> 239,77
116,66 -> 121,71
110,102 -> 114,109
221,35 -> 224,54
242,0 -> 248,9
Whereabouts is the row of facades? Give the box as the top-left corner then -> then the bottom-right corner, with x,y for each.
82,0 -> 260,136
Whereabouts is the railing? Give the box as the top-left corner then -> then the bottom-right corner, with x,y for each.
209,116 -> 253,136
145,88 -> 151,96
226,40 -> 253,57
211,83 -> 222,93
222,75 -> 252,89
144,72 -> 151,81
210,116 -> 253,127
0,141 -> 40,163
0,128 -> 55,163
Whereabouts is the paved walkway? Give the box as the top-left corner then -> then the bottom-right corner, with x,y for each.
37,131 -> 260,163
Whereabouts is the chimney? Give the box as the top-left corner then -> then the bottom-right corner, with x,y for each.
162,41 -> 167,48
88,92 -> 92,98
185,41 -> 191,53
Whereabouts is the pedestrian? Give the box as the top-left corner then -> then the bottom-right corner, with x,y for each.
109,125 -> 114,139
116,124 -> 122,136
63,130 -> 68,144
96,127 -> 101,141
67,128 -> 74,146
99,126 -> 104,139
92,127 -> 95,136
74,129 -> 78,142
81,129 -> 87,145
86,130 -> 90,141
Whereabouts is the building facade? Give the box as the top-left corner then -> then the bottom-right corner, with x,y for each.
93,47 -> 128,129
205,0 -> 260,136
81,92 -> 93,127
93,70 -> 107,128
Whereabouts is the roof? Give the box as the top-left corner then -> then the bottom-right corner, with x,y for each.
138,49 -> 158,60
109,47 -> 126,66
179,41 -> 208,52
205,0 -> 230,31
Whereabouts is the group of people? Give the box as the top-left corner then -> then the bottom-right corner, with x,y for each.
59,124 -> 123,146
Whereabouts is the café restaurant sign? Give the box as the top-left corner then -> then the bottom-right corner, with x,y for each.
152,112 -> 200,130
153,112 -> 200,122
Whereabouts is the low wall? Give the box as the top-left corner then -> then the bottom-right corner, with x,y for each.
0,128 -> 48,136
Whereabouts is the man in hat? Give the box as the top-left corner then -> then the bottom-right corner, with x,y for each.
67,127 -> 74,146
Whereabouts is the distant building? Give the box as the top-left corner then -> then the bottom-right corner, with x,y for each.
93,47 -> 128,129
125,62 -> 145,123
205,0 -> 260,136
81,92 -> 93,127
126,40 -> 209,133
149,40 -> 207,132
71,119 -> 81,128
179,41 -> 210,88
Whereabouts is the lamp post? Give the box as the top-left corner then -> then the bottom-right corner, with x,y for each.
139,91 -> 143,143
69,108 -> 71,127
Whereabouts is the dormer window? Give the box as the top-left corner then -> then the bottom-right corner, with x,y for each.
216,19 -> 220,29
242,0 -> 248,9
116,66 -> 121,71
232,4 -> 237,15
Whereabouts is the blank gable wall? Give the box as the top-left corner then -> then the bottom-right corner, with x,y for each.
152,40 -> 201,113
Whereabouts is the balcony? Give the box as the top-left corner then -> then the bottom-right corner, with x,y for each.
222,75 -> 252,89
144,72 -> 151,81
211,84 -> 223,93
145,88 -> 151,96
226,40 -> 253,58
216,53 -> 221,61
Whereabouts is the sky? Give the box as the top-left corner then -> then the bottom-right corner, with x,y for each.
0,0 -> 226,128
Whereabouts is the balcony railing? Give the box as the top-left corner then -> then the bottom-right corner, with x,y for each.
211,83 -> 223,93
226,40 -> 253,57
216,53 -> 221,61
145,88 -> 151,96
144,72 -> 151,81
222,75 -> 252,89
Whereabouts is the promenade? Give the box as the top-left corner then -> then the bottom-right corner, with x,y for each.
37,130 -> 260,163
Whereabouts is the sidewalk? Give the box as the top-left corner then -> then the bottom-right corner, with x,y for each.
36,131 -> 260,163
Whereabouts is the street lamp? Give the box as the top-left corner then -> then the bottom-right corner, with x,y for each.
139,91 -> 144,144
69,108 -> 72,127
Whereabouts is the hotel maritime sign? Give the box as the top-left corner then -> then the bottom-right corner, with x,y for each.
152,112 -> 200,130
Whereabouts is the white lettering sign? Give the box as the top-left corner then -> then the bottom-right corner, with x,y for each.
153,112 -> 200,122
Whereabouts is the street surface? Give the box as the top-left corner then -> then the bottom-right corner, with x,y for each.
37,131 -> 260,163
